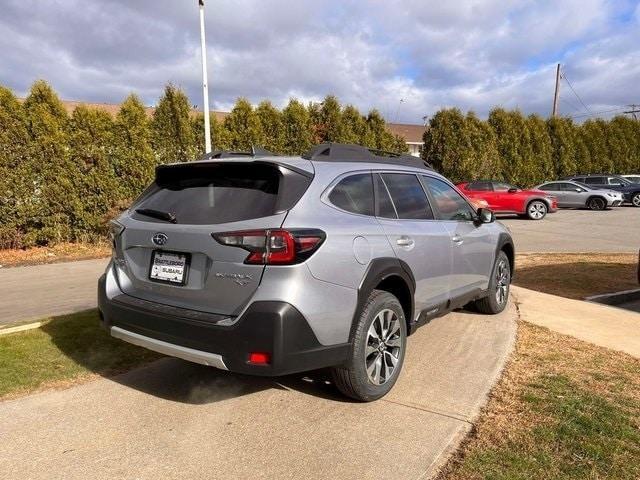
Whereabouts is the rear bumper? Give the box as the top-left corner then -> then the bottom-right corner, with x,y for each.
98,273 -> 349,376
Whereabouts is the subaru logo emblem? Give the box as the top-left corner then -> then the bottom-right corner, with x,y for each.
152,233 -> 168,246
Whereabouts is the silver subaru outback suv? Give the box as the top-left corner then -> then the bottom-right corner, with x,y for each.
99,143 -> 514,401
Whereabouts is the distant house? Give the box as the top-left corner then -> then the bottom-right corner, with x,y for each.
50,99 -> 427,155
385,123 -> 426,157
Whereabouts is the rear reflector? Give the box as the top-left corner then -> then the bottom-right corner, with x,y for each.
212,229 -> 325,265
248,352 -> 271,365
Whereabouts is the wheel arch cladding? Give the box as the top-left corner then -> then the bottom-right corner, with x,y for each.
497,233 -> 515,280
353,258 -> 416,340
527,196 -> 550,210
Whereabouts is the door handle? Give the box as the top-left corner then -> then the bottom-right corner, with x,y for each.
396,236 -> 414,247
452,235 -> 464,245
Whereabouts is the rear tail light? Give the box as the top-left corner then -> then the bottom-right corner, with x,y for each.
212,229 -> 325,265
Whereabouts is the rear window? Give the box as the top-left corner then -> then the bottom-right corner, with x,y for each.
584,177 -> 604,185
467,181 -> 492,191
133,162 -> 309,225
328,173 -> 374,216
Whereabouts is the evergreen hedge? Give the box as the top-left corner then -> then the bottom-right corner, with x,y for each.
1,80 -> 639,249
0,81 -> 407,248
422,107 -> 640,184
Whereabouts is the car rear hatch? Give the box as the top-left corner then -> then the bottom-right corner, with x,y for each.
113,160 -> 312,317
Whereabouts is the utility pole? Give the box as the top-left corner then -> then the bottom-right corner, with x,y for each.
624,104 -> 640,121
552,63 -> 561,117
198,0 -> 211,153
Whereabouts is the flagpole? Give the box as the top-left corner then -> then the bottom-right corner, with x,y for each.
198,0 -> 211,153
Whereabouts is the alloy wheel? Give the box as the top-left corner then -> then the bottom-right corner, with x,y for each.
633,194 -> 640,207
528,201 -> 547,219
365,309 -> 402,385
495,258 -> 510,306
589,198 -> 605,210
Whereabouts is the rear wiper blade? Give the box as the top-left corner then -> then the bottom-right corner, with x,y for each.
135,208 -> 177,223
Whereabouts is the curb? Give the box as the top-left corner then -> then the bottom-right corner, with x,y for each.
585,288 -> 640,306
0,320 -> 48,336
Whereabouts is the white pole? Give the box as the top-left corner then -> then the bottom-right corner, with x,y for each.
199,0 -> 211,153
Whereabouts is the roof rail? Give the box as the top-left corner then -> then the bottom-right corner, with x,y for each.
302,142 -> 433,170
197,145 -> 275,160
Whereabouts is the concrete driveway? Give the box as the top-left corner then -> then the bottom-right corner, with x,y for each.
499,206 -> 640,253
0,301 -> 517,480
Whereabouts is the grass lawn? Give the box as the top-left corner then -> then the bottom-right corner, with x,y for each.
514,253 -> 638,299
440,322 -> 640,480
0,242 -> 110,268
0,310 -> 160,400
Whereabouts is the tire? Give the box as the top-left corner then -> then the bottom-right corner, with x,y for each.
526,200 -> 547,220
632,193 -> 640,208
587,196 -> 606,210
331,290 -> 407,402
474,251 -> 511,314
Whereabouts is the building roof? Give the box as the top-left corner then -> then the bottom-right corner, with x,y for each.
385,122 -> 427,143
22,98 -> 425,143
54,99 -> 230,122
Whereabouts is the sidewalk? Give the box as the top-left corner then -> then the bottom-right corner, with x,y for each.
511,285 -> 640,359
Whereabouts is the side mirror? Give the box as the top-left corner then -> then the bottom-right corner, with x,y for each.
477,207 -> 495,224
507,187 -> 518,193
574,188 -> 582,192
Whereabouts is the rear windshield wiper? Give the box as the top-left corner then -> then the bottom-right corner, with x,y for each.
135,208 -> 177,223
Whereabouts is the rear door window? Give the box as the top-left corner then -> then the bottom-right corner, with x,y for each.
379,173 -> 434,220
328,173 -> 374,216
538,183 -> 559,191
374,174 -> 397,218
133,163 -> 308,225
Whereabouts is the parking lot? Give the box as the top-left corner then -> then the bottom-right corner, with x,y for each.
500,206 -> 640,253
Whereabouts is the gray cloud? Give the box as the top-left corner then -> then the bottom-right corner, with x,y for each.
1,0 -> 638,123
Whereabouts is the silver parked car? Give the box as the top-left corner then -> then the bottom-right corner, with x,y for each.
535,180 -> 623,210
99,143 -> 514,401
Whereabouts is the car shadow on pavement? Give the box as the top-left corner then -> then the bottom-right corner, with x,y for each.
38,311 -> 358,404
109,357 -> 353,405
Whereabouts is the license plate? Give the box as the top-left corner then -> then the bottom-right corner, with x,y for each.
149,250 -> 190,285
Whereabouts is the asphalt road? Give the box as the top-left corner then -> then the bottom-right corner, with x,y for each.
499,205 -> 640,253
0,258 -> 109,326
0,301 -> 517,480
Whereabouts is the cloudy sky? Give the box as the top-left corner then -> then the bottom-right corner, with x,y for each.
1,0 -> 639,123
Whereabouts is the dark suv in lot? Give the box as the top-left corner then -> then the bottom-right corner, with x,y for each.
562,174 -> 640,207
99,143 -> 514,401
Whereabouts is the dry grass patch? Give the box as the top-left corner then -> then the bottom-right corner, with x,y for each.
439,322 -> 640,480
0,242 -> 110,268
515,253 -> 638,299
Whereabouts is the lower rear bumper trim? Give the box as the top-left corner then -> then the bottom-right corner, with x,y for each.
111,326 -> 228,370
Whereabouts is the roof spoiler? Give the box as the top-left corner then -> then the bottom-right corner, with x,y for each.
302,142 -> 433,170
197,145 -> 275,160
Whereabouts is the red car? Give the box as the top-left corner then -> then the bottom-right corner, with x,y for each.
457,180 -> 558,220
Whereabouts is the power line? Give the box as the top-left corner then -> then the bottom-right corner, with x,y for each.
559,96 -> 580,112
568,107 -> 627,119
561,70 -> 592,115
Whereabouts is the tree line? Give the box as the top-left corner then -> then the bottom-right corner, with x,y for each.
0,80 -> 406,249
422,108 -> 640,185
